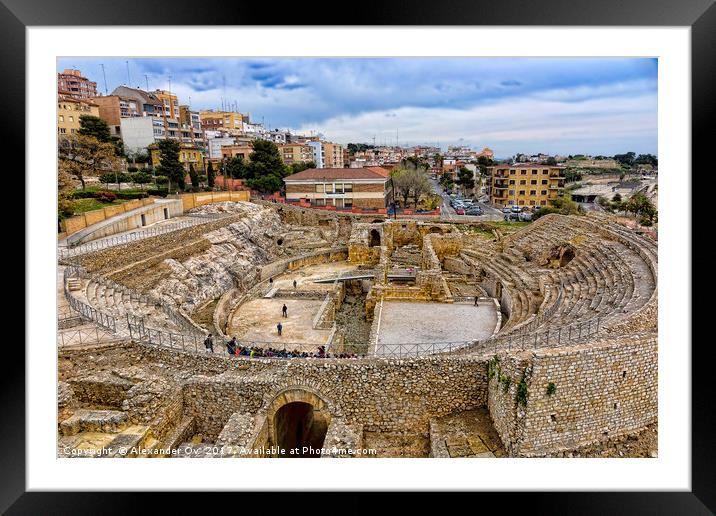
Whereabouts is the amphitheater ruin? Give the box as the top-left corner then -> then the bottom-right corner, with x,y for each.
57,199 -> 657,458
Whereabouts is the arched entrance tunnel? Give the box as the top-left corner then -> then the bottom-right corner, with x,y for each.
273,401 -> 329,457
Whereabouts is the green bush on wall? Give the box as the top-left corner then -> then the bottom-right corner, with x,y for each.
546,382 -> 556,396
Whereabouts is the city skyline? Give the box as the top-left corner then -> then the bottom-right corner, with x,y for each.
57,57 -> 658,158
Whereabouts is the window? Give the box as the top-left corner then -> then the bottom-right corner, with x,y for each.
344,199 -> 352,208
530,200 -> 536,205
541,190 -> 548,195
509,169 -> 516,175
519,190 -> 525,195
530,190 -> 537,195
543,169 -> 549,174
315,198 -> 325,206
532,169 -> 538,175
520,179 -> 526,185
542,179 -> 548,185
68,116 -> 74,122
325,184 -> 335,194
520,170 -> 527,175
58,115 -> 64,122
519,200 -> 525,205
315,184 -> 325,193
59,128 -> 66,133
541,200 -> 547,206
531,179 -> 537,185
508,190 -> 515,195
509,180 -> 515,185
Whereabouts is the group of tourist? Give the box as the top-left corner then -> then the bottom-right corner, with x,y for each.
202,334 -> 361,359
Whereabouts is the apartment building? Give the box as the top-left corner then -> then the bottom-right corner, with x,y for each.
91,95 -> 142,138
487,164 -> 566,208
284,167 -> 391,209
278,143 -> 315,165
199,110 -> 245,133
57,69 -> 97,100
57,95 -> 99,136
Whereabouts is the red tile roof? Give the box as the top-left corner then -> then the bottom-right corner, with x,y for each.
283,167 -> 390,181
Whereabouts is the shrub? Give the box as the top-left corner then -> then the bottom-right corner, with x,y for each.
127,166 -> 138,173
146,188 -> 169,197
546,382 -> 556,396
155,175 -> 169,185
94,191 -> 117,203
516,375 -> 529,406
132,172 -> 153,185
114,191 -> 148,200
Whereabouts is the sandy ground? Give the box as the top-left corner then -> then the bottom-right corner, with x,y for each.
375,301 -> 498,355
227,298 -> 331,350
269,262 -> 360,292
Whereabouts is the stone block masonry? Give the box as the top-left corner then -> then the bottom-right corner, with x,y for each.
487,334 -> 657,456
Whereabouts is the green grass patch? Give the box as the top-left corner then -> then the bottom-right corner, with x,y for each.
70,198 -> 128,214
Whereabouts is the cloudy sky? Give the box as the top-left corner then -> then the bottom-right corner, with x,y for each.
57,57 -> 657,158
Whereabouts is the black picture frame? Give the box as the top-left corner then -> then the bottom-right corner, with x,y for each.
7,0 -> 707,511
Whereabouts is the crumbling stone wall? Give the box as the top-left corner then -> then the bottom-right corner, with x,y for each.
487,334 -> 657,456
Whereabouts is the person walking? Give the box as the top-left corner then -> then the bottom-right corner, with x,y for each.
282,303 -> 288,318
277,322 -> 283,336
204,333 -> 214,353
227,336 -> 237,355
293,279 -> 297,289
269,277 -> 273,287
474,295 -> 479,306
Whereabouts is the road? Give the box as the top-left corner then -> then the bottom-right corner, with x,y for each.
429,177 -> 504,222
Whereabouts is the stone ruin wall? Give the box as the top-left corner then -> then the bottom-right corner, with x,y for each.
486,334 -> 657,456
60,342 -> 488,441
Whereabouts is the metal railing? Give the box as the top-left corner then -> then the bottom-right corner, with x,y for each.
59,217 -> 213,258
57,327 -> 122,347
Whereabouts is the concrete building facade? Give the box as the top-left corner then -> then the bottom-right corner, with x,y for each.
284,167 -> 391,209
487,164 -> 566,208
57,96 -> 99,136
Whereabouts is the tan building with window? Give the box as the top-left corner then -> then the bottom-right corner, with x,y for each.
487,164 -> 565,208
284,167 -> 391,209
277,143 -> 315,165
199,110 -> 245,133
57,96 -> 99,136
321,141 -> 345,168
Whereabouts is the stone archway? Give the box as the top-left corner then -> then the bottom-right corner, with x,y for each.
369,229 -> 381,247
265,388 -> 332,458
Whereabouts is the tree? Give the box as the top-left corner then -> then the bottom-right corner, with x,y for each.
78,115 -> 124,156
457,167 -> 475,192
533,194 -> 584,219
391,168 -> 432,207
545,156 -> 557,166
438,172 -> 454,190
132,171 -> 152,190
614,152 -> 636,166
226,156 -> 248,179
189,164 -> 199,189
58,134 -> 120,190
78,115 -> 112,142
244,140 -> 287,193
288,161 -> 316,175
624,192 -> 657,224
157,139 -> 185,193
206,161 -> 215,188
247,174 -> 282,193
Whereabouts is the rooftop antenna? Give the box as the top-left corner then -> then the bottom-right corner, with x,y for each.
144,74 -> 149,91
99,63 -> 108,94
125,60 -> 131,86
396,128 -> 399,148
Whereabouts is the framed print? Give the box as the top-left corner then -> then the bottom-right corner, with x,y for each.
8,0 -> 710,511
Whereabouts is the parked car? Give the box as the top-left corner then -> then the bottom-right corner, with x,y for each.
518,211 -> 533,222
511,205 -> 522,213
455,207 -> 466,215
501,207 -> 512,214
504,213 -> 520,222
466,207 -> 483,216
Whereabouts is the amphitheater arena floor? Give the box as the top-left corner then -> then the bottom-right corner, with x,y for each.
374,301 -> 498,354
